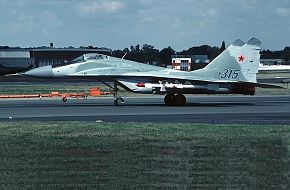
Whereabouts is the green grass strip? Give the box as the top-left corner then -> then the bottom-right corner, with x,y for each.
0,122 -> 289,189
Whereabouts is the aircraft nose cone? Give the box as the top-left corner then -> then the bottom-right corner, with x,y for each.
23,65 -> 53,78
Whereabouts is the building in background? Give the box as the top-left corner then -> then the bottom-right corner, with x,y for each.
171,55 -> 209,71
260,59 -> 284,66
259,59 -> 290,72
0,49 -> 34,75
31,48 -> 111,67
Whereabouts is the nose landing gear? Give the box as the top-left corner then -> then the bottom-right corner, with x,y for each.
113,82 -> 125,106
100,80 -> 125,106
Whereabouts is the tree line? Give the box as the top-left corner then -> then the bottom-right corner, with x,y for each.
261,47 -> 290,61
112,42 -> 226,67
112,42 -> 290,66
2,42 -> 290,66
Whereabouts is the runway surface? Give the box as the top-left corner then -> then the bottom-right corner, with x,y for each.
0,95 -> 290,124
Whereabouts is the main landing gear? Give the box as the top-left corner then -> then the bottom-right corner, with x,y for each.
164,93 -> 186,106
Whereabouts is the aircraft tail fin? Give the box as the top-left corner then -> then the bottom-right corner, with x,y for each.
193,37 -> 261,83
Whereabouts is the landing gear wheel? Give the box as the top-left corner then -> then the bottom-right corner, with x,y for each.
175,94 -> 186,106
164,94 -> 186,106
164,94 -> 175,106
114,97 -> 125,106
164,94 -> 172,106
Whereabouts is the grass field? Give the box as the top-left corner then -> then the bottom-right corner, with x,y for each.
0,122 -> 289,189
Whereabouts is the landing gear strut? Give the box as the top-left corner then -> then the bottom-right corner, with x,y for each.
164,93 -> 186,106
100,81 -> 125,106
112,82 -> 125,106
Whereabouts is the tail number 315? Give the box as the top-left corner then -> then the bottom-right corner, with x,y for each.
219,69 -> 240,79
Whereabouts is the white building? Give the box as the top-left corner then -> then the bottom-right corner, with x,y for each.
172,57 -> 192,71
171,55 -> 209,71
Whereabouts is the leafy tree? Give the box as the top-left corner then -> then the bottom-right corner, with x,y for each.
112,49 -> 126,58
141,44 -> 159,64
282,47 -> 290,61
159,46 -> 175,66
123,48 -> 130,53
210,46 -> 221,61
134,44 -> 140,53
130,45 -> 135,52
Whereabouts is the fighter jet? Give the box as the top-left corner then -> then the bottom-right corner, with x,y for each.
24,37 -> 281,106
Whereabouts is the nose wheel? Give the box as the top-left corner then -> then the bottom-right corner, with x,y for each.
113,82 -> 125,106
164,93 -> 186,106
100,80 -> 125,106
114,97 -> 125,106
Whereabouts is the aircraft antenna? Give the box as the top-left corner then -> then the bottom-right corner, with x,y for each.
122,52 -> 127,59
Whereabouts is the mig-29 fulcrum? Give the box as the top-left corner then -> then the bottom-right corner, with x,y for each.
24,38 -> 281,106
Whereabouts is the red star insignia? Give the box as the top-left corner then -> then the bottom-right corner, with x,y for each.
238,54 -> 245,62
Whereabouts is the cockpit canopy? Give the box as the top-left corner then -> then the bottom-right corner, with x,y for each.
71,53 -> 109,64
52,53 -> 110,68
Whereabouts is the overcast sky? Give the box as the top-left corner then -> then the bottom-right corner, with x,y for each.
0,0 -> 289,51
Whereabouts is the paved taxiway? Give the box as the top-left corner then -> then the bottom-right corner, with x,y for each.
0,95 -> 289,124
